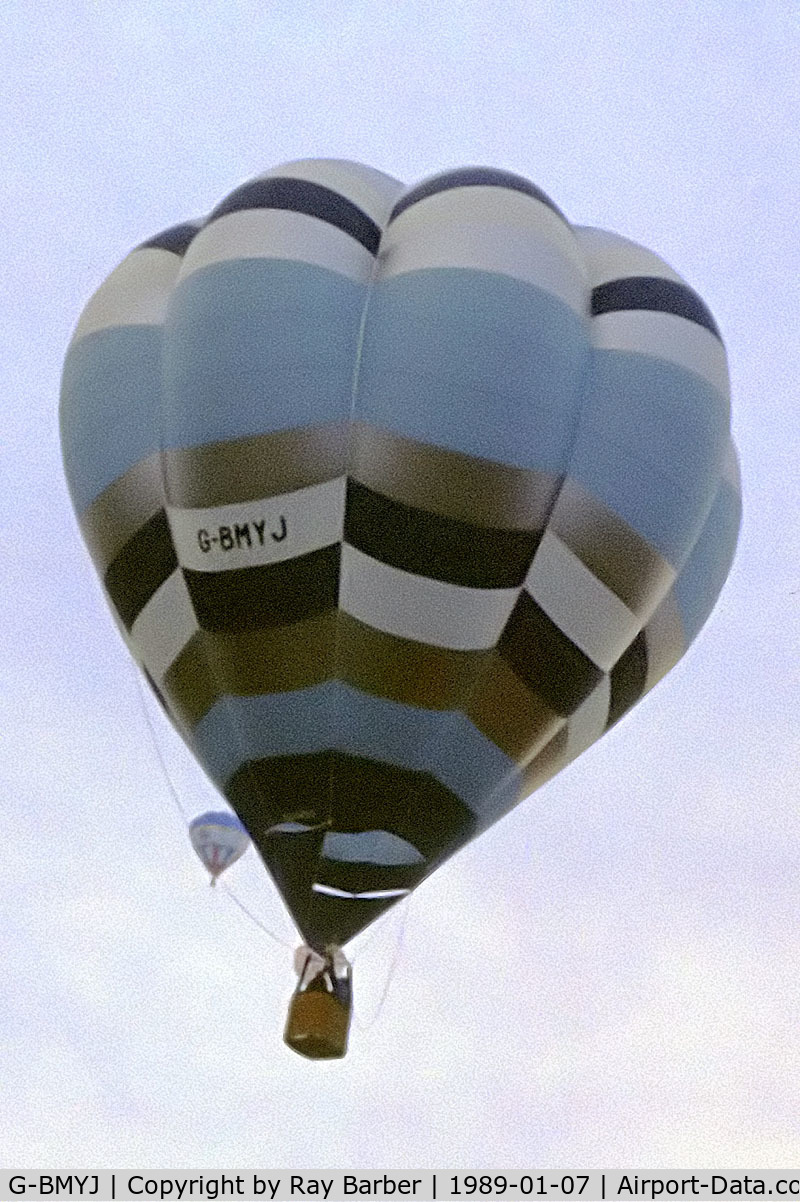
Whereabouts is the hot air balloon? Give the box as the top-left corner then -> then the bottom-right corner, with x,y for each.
60,159 -> 740,1058
188,810 -> 250,884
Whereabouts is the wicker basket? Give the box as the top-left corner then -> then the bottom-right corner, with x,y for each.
284,988 -> 351,1059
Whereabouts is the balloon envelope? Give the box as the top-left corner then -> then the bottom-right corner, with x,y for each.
61,159 -> 740,951
188,810 -> 250,879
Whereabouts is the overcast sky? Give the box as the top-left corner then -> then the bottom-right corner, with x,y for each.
2,0 -> 799,1172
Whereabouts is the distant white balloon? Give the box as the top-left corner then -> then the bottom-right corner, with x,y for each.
188,811 -> 250,883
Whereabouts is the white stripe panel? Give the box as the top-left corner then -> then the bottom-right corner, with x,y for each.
129,569 -> 199,684
379,225 -> 587,315
591,310 -> 730,399
167,477 -> 346,572
381,189 -> 586,314
355,889 -> 411,900
312,883 -> 355,898
565,675 -> 611,762
574,226 -> 684,287
258,158 -> 403,227
179,209 -> 376,284
389,186 -> 583,268
312,883 -> 410,900
524,530 -> 640,672
642,591 -> 686,693
339,544 -> 519,651
71,249 -> 181,341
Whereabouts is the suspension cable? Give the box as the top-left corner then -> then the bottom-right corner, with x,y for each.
131,665 -> 292,950
218,881 -> 294,950
351,896 -> 410,1031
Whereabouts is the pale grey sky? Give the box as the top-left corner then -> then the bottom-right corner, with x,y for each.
2,0 -> 799,1171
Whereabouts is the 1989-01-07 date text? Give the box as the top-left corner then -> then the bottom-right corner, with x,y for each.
449,1179 -> 590,1196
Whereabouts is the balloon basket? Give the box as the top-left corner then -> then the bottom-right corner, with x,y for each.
284,948 -> 353,1060
284,987 -> 351,1060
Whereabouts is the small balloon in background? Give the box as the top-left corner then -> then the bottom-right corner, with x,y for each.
188,811 -> 250,885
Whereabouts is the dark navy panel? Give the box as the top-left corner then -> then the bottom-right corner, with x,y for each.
605,630 -> 648,729
390,166 -> 566,223
227,750 -> 475,862
226,749 -> 474,949
104,511 -> 177,630
208,177 -> 381,255
138,222 -> 202,257
591,276 -> 721,339
183,544 -> 340,632
498,593 -> 605,716
343,479 -> 539,588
